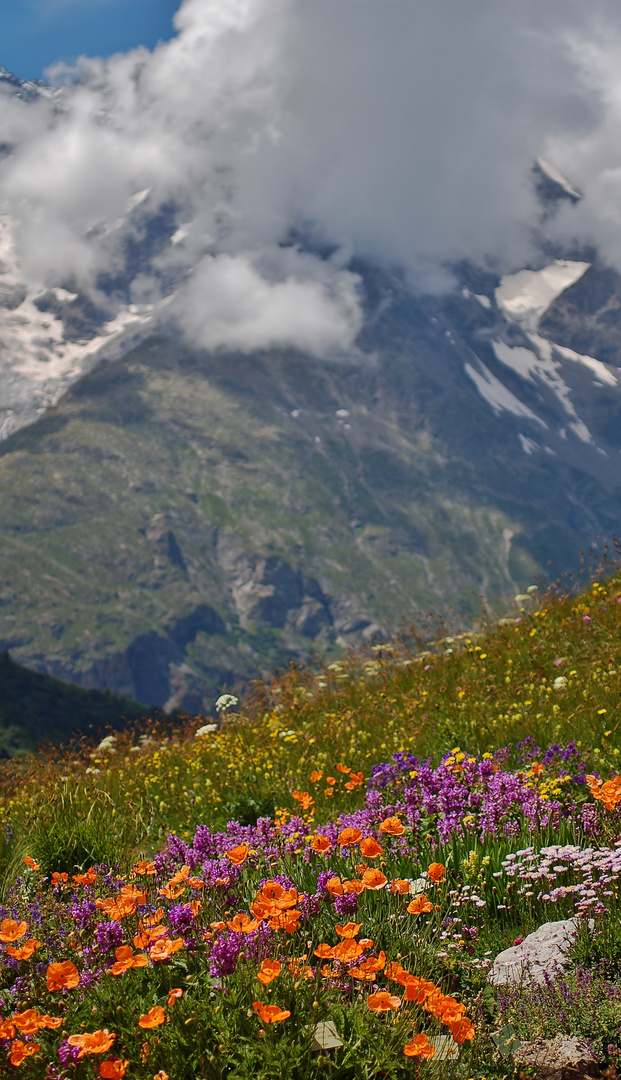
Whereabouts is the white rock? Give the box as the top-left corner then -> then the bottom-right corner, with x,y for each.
489,919 -> 584,986
514,1034 -> 600,1079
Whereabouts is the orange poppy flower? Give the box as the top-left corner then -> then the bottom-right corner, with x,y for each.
210,921 -> 226,931
324,788 -> 334,797
385,961 -> 410,983
99,1058 -> 129,1078
40,1015 -> 63,1030
133,860 -> 157,876
158,883 -> 185,901
153,1072 -> 170,1080
256,886 -> 299,913
252,1002 -> 291,1024
338,827 -> 362,847
403,1034 -> 435,1058
367,991 -> 401,1013
167,988 -> 184,1007
51,872 -> 69,886
73,868 -> 97,886
427,862 -> 446,883
403,978 -> 435,1004
169,865 -> 191,885
335,922 -> 362,939
133,924 -> 168,949
449,1017 -> 475,1043
310,770 -> 323,783
350,952 -> 387,980
142,908 -> 165,928
12,1009 -> 43,1035
9,1040 -> 40,1066
67,1030 -> 116,1058
96,896 -> 137,921
22,856 -> 40,870
118,885 -> 147,904
339,878 -> 363,895
256,881 -> 295,906
425,989 -> 449,1017
326,876 -> 344,897
225,844 -> 249,865
0,1019 -> 16,1039
0,919 -> 27,943
267,909 -> 301,933
379,816 -> 405,836
139,1007 -> 166,1029
311,835 -> 331,854
227,913 -> 261,934
46,961 -> 80,991
332,939 -> 364,962
292,791 -> 314,811
314,944 -> 335,959
407,894 -> 433,914
12,1009 -> 61,1035
257,959 -> 281,985
183,900 -> 201,918
390,879 -> 410,894
149,937 -> 184,961
345,771 -> 364,790
441,1005 -> 466,1027
287,956 -> 313,978
336,763 -> 351,774
359,838 -> 383,859
108,946 -> 148,976
326,776 -> 336,786
359,937 -> 374,949
7,938 -> 39,960
362,868 -> 388,891
188,877 -> 205,889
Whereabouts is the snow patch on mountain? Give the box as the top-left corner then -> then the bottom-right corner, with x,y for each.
551,343 -> 617,387
491,338 -> 594,444
495,261 -> 590,332
464,358 -> 546,425
0,214 -> 159,439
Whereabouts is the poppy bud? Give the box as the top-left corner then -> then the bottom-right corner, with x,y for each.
312,1001 -> 319,1010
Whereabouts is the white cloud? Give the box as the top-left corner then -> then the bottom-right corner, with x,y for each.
175,250 -> 362,354
4,0 -> 621,355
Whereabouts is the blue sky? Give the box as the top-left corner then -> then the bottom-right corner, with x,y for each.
1,0 -> 180,81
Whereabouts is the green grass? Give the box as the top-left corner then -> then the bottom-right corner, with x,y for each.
2,563 -> 621,871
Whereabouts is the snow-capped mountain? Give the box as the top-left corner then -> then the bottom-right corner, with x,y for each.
2,66 -> 621,709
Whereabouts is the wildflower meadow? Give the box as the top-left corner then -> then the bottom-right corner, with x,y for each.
2,571 -> 621,1076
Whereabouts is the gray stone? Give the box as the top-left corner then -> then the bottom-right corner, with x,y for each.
514,1034 -> 601,1079
490,919 -> 584,986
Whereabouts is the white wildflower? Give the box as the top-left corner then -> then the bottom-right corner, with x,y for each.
215,694 -> 239,713
196,723 -> 218,737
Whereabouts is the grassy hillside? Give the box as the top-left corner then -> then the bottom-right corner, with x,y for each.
0,651 -> 150,755
1,572 -> 621,1077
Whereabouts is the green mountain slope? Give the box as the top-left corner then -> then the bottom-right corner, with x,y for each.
0,651 -> 149,754
1,265 -> 621,710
